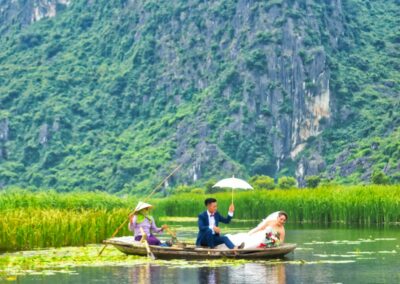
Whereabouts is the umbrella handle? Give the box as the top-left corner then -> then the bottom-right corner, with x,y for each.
231,187 -> 234,204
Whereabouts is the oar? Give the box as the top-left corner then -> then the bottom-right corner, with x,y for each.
164,226 -> 187,247
165,226 -> 177,242
97,216 -> 131,256
140,227 -> 156,260
165,227 -> 176,238
98,164 -> 182,256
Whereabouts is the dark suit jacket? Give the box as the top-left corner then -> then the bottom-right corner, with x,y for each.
195,210 -> 232,246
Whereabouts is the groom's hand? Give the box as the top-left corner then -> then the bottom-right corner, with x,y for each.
229,203 -> 235,213
213,226 -> 221,234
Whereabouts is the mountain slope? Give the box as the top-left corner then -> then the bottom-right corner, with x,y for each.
0,0 -> 399,193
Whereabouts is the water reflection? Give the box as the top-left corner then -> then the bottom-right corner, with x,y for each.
128,264 -> 184,284
125,262 -> 287,284
129,264 -> 151,284
197,267 -> 220,284
197,263 -> 286,284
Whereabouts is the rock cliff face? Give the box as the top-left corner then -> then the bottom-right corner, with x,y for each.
0,118 -> 9,160
158,0 -> 345,182
0,0 -> 70,32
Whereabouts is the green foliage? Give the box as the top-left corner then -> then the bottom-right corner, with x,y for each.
0,0 -> 398,194
298,49 -> 313,64
371,170 -> 390,185
325,128 -> 400,184
190,188 -> 205,195
173,185 -> 194,195
0,189 -> 135,210
244,49 -> 268,72
18,33 -> 43,49
305,176 -> 321,188
318,0 -> 400,184
277,176 -> 297,189
249,175 -> 275,190
205,179 -> 218,194
254,31 -> 274,45
264,0 -> 283,11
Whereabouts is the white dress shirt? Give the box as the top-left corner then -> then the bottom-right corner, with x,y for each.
207,210 -> 234,234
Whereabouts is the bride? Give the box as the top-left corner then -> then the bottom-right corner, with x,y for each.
217,211 -> 288,250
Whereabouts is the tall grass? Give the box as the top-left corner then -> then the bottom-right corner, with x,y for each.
0,190 -> 137,251
153,185 -> 400,224
0,209 -> 131,251
0,189 -> 135,210
0,185 -> 399,251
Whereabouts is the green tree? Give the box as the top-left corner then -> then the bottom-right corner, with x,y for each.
249,175 -> 275,190
277,176 -> 297,189
205,179 -> 218,194
173,185 -> 193,194
190,188 -> 205,194
305,176 -> 321,188
371,170 -> 390,185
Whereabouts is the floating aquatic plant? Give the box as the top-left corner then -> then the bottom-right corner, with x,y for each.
0,245 -> 295,280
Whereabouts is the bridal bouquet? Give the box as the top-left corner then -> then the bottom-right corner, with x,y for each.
258,232 -> 280,248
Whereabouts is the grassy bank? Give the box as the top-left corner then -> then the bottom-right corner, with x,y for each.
0,185 -> 399,251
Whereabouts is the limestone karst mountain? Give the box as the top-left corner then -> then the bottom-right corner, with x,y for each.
0,0 -> 399,193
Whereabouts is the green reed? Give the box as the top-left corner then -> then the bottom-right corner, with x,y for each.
0,188 -> 135,210
0,185 -> 399,251
0,208 -> 133,251
153,185 -> 400,224
0,189 -> 139,251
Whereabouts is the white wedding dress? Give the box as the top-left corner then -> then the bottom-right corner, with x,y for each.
216,211 -> 280,250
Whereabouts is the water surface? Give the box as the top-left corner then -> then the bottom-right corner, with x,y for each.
1,222 -> 399,283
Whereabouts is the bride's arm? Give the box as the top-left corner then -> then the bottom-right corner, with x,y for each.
248,220 -> 270,235
248,227 -> 260,235
279,228 -> 285,243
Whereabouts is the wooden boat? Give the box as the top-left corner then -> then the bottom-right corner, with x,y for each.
103,237 -> 296,260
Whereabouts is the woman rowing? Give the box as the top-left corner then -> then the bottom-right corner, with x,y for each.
128,201 -> 169,246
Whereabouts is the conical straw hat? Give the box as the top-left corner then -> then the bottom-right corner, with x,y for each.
134,201 -> 153,212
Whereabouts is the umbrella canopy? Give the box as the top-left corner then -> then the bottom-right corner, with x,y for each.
212,176 -> 253,204
212,176 -> 253,190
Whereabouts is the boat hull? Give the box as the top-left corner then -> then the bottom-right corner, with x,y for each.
103,237 -> 296,260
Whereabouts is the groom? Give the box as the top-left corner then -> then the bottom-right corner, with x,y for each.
196,198 -> 242,249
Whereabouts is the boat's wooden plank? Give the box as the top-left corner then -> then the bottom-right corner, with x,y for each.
103,239 -> 296,259
112,248 -> 293,259
148,245 -> 185,251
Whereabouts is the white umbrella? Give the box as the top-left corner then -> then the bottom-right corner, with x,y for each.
212,176 -> 253,203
